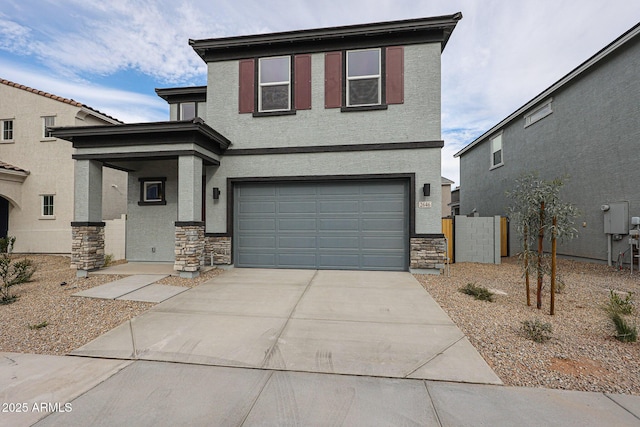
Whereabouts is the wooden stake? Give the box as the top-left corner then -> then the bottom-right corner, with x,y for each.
537,202 -> 545,309
550,216 -> 557,315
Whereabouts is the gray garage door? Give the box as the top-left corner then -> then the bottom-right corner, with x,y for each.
234,180 -> 408,270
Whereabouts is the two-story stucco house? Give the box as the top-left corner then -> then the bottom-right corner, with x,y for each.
52,13 -> 462,277
455,22 -> 640,264
0,79 -> 126,254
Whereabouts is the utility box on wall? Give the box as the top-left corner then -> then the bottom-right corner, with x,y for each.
603,201 -> 629,234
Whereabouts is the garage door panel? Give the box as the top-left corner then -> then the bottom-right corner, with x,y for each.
362,200 -> 405,213
362,236 -> 405,250
278,236 -> 317,249
238,219 -> 276,231
318,236 -> 360,249
238,236 -> 276,249
279,201 -> 316,214
318,218 -> 359,231
278,218 -> 317,231
362,218 -> 405,232
318,200 -> 359,214
238,201 -> 276,214
235,180 -> 408,270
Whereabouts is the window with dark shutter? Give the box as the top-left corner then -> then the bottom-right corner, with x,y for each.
295,55 -> 312,110
324,52 -> 342,108
385,46 -> 404,105
239,59 -> 255,113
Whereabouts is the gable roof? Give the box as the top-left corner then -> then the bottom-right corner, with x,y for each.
190,13 -> 462,62
454,21 -> 640,158
0,79 -> 123,124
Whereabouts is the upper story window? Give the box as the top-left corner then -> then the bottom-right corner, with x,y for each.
258,56 -> 291,112
179,102 -> 197,120
43,116 -> 55,138
346,49 -> 381,107
325,46 -> 404,111
2,119 -> 14,142
524,99 -> 553,127
490,133 -> 503,169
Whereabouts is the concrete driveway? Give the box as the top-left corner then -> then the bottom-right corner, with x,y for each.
71,268 -> 500,384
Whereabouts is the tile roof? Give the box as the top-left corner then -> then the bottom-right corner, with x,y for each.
0,160 -> 30,175
0,79 -> 123,124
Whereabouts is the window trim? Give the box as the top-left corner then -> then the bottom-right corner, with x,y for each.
257,55 -> 292,113
490,132 -> 504,170
1,119 -> 14,142
524,98 -> 553,128
42,115 -> 56,139
138,177 -> 167,206
345,48 -> 384,108
41,194 -> 55,219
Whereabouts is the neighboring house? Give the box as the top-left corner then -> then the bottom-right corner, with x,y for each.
52,13 -> 462,277
449,186 -> 460,216
0,79 -> 126,254
440,177 -> 454,217
455,22 -> 640,263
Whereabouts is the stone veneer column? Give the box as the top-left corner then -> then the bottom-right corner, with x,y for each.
204,236 -> 232,265
410,236 -> 446,273
174,222 -> 205,278
71,222 -> 105,277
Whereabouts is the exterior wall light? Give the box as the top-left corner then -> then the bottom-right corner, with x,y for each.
212,187 -> 220,200
423,183 -> 430,197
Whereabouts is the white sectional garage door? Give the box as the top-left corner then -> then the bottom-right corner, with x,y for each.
234,180 -> 408,270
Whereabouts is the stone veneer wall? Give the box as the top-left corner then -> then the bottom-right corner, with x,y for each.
174,223 -> 205,272
410,237 -> 446,270
204,236 -> 232,265
71,224 -> 105,271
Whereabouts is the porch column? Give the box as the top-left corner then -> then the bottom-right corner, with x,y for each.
174,155 -> 204,278
71,159 -> 105,277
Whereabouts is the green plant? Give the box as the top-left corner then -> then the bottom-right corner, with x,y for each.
104,253 -> 114,267
0,252 -> 36,304
0,236 -> 16,253
610,313 -> 637,343
605,290 -> 635,316
28,321 -> 49,330
521,319 -> 553,343
459,283 -> 494,302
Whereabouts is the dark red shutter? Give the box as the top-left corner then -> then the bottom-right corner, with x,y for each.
385,46 -> 404,105
295,55 -> 312,110
238,59 -> 255,113
324,52 -> 342,108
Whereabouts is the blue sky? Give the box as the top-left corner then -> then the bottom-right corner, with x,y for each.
1,0 -> 639,185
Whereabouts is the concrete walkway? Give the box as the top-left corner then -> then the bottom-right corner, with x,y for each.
2,268 -> 640,426
70,269 -> 500,383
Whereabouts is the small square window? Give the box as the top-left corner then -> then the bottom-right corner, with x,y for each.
43,116 -> 55,138
179,103 -> 196,120
490,133 -> 503,169
2,120 -> 14,141
138,177 -> 167,205
346,49 -> 381,107
258,56 -> 291,112
42,195 -> 54,217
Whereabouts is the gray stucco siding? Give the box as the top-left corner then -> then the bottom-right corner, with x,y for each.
206,147 -> 442,235
126,160 -> 178,262
460,36 -> 640,262
206,44 -> 441,149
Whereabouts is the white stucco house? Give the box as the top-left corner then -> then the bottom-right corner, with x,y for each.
0,79 -> 127,254
52,13 -> 462,277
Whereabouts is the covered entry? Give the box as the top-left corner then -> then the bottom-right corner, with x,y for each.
234,180 -> 409,270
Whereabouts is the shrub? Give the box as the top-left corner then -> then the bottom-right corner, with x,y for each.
0,236 -> 15,253
459,283 -> 494,302
28,321 -> 48,330
605,290 -> 635,316
0,252 -> 36,304
104,253 -> 114,267
521,319 -> 553,343
610,313 -> 637,343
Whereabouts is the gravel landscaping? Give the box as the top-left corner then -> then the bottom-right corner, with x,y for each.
416,257 -> 640,395
1,254 -> 638,396
0,255 -> 221,356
